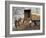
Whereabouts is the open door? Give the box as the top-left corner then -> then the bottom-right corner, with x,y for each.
24,10 -> 31,19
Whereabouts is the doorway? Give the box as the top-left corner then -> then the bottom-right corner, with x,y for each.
24,10 -> 31,19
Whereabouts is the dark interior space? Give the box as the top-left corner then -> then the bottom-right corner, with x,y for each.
24,10 -> 31,18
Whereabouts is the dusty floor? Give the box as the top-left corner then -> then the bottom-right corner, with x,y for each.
13,18 -> 40,31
